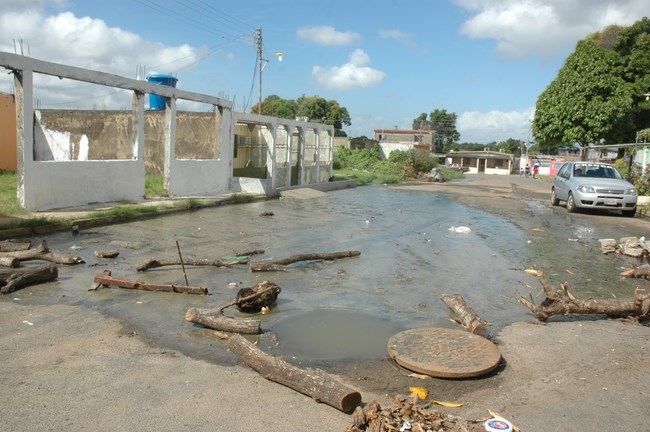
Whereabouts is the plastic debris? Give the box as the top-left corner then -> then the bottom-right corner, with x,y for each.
448,226 -> 471,234
484,417 -> 513,431
22,320 -> 33,325
399,421 -> 412,431
409,386 -> 428,399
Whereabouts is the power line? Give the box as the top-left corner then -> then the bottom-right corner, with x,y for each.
173,0 -> 256,35
134,0 -> 247,41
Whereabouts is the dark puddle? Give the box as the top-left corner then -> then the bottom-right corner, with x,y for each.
268,309 -> 404,361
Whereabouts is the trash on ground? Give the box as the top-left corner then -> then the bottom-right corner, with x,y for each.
448,226 -> 471,234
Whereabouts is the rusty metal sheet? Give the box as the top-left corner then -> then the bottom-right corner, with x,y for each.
387,327 -> 501,378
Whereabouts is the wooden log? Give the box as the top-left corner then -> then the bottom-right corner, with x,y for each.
0,264 -> 58,294
0,256 -> 20,268
440,293 -> 491,337
0,240 -> 84,265
184,308 -> 261,334
184,283 -> 280,333
227,334 -> 362,413
137,256 -> 249,272
92,269 -> 208,295
0,240 -> 31,252
621,264 -> 650,279
518,270 -> 650,321
250,250 -> 361,272
95,250 -> 119,258
0,240 -> 48,260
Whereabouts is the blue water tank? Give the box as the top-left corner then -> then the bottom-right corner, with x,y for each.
146,74 -> 178,110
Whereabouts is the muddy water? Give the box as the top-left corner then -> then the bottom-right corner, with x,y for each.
4,184 -> 642,365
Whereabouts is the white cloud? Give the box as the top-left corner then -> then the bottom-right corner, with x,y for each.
312,49 -> 385,91
457,109 -> 534,143
296,25 -> 362,46
454,0 -> 650,60
0,4 -> 210,108
378,29 -> 426,53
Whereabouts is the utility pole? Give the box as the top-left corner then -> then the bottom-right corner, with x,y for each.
255,27 -> 266,115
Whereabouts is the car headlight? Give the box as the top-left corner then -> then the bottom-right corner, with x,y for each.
577,185 -> 596,193
626,188 -> 637,196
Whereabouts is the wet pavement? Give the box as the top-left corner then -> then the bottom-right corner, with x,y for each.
2,175 -> 648,367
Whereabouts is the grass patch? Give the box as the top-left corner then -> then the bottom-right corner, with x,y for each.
145,175 -> 167,198
0,170 -> 26,216
230,193 -> 256,203
87,204 -> 164,221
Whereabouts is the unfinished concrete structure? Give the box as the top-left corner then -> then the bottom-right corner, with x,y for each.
0,51 -> 334,211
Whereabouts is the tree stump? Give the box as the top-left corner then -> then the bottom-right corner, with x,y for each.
235,281 -> 281,312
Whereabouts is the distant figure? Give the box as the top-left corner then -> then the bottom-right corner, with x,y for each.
574,167 -> 582,177
524,164 -> 530,177
533,163 -> 539,179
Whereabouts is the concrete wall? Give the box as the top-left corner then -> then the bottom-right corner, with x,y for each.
0,94 -> 16,171
0,51 -> 333,210
378,142 -> 413,159
36,109 -> 221,175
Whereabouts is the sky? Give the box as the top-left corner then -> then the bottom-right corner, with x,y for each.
0,0 -> 648,144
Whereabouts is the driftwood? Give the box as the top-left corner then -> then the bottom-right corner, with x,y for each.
518,270 -> 650,321
250,250 -> 361,272
184,281 -> 281,334
184,308 -> 261,334
621,264 -> 650,279
0,240 -> 84,265
136,250 -> 264,272
441,294 -> 491,337
91,269 -> 208,295
0,264 -> 58,294
228,334 -> 362,413
0,240 -> 31,252
95,250 -> 119,258
235,281 -> 281,312
0,257 -> 20,268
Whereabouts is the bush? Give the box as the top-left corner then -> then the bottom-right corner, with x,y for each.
333,145 -> 448,184
616,157 -> 650,196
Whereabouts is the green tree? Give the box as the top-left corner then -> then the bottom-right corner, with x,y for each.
325,100 -> 351,131
494,138 -> 524,155
611,17 -> 650,136
412,109 -> 460,152
533,39 -> 633,153
257,94 -> 298,118
254,94 -> 352,136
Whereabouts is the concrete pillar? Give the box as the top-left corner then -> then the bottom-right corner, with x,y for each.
267,123 -> 277,189
132,91 -> 145,162
213,105 -> 223,159
315,127 -> 321,183
163,96 -> 177,193
14,68 -> 33,208
298,126 -> 305,185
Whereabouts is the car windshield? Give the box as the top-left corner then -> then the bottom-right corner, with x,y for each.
573,164 -> 623,179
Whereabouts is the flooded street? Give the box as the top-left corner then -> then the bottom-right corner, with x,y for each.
4,182 -> 644,365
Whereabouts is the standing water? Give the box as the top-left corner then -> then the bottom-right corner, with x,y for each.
3,184 -> 637,363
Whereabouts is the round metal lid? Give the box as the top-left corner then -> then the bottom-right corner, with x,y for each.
387,327 -> 501,378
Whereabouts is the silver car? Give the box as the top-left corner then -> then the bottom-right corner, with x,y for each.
551,162 -> 637,217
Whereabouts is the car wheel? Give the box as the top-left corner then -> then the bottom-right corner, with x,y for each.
551,188 -> 560,206
622,207 -> 636,217
566,192 -> 577,213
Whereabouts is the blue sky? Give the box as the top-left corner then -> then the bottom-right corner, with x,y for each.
1,0 -> 648,143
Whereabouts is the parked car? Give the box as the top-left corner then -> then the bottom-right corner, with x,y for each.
447,163 -> 470,173
551,162 -> 637,217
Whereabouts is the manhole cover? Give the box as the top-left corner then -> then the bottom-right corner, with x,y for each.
387,327 -> 501,378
